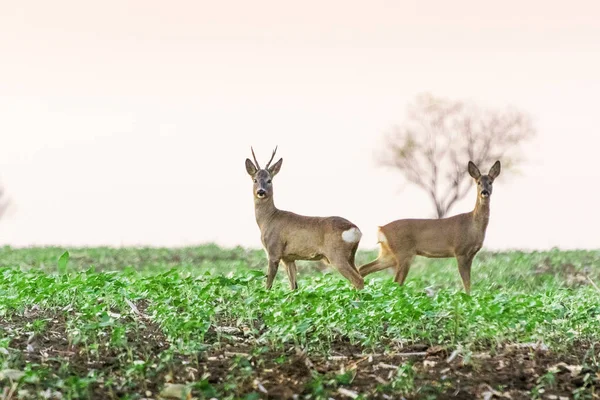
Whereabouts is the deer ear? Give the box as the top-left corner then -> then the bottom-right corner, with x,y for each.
468,161 -> 481,179
488,160 -> 501,180
245,159 -> 257,176
268,158 -> 283,178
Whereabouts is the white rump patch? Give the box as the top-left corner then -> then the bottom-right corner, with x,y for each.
342,227 -> 362,243
377,228 -> 388,244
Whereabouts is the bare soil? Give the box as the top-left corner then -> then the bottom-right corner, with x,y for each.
3,308 -> 599,399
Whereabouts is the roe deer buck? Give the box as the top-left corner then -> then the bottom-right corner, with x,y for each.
245,147 -> 364,290
358,160 -> 501,294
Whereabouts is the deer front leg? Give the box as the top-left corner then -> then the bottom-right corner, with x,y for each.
456,254 -> 475,295
282,260 -> 298,290
266,258 -> 280,290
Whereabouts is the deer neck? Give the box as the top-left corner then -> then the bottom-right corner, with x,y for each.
254,196 -> 278,231
472,195 -> 491,229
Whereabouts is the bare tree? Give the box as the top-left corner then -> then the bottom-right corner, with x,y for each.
379,93 -> 535,218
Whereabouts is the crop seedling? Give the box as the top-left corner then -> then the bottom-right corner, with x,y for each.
0,246 -> 598,398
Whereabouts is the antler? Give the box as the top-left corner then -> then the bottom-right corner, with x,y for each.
265,146 -> 278,169
250,147 -> 261,169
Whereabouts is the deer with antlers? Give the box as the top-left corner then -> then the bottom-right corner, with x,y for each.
358,160 -> 501,294
245,147 -> 365,290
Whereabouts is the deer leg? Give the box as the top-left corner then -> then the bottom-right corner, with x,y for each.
359,256 -> 396,277
359,242 -> 398,277
282,260 -> 298,290
266,258 -> 280,290
331,256 -> 365,290
393,253 -> 415,285
347,243 -> 361,273
456,254 -> 475,295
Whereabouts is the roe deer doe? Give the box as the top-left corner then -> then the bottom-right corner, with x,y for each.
358,160 -> 501,294
245,147 -> 364,290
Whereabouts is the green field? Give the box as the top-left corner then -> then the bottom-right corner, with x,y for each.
1,246 -> 599,399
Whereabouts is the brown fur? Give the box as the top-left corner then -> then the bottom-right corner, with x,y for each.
359,161 -> 501,294
246,147 -> 364,290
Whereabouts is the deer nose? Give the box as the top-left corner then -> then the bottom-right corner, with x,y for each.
256,189 -> 266,197
481,190 -> 490,197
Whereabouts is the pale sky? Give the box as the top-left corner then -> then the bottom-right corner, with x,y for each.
1,0 -> 599,250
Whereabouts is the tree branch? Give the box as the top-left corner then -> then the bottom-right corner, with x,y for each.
376,93 -> 535,217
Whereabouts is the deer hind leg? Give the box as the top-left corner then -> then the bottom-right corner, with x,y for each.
282,260 -> 298,290
358,241 -> 397,277
329,253 -> 365,290
456,254 -> 475,295
358,256 -> 396,277
326,227 -> 364,290
347,242 -> 360,273
393,252 -> 415,285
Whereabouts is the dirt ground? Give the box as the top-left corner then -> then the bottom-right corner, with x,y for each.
3,308 -> 599,399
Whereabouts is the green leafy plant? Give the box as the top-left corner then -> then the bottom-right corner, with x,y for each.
0,246 -> 598,398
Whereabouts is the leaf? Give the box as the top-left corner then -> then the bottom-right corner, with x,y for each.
159,383 -> 191,399
58,251 -> 70,274
548,362 -> 583,377
338,388 -> 359,399
0,369 -> 25,381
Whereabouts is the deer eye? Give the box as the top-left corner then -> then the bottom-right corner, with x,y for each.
253,179 -> 257,183
267,179 -> 272,184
